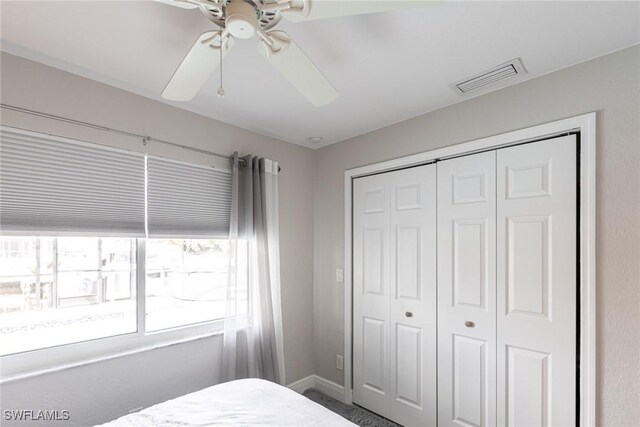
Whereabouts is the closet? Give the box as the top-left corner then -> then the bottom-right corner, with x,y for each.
352,134 -> 578,426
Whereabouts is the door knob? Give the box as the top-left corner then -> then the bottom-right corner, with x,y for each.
405,312 -> 413,318
465,321 -> 475,328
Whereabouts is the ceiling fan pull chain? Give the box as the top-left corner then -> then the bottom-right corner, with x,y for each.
217,31 -> 225,98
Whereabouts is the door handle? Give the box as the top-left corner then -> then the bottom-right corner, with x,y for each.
405,312 -> 413,318
465,321 -> 475,328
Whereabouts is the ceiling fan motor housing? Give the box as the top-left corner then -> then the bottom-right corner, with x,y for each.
225,0 -> 259,39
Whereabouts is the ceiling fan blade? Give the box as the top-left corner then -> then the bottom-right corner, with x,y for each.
162,31 -> 235,101
282,0 -> 436,22
153,0 -> 199,10
257,31 -> 338,107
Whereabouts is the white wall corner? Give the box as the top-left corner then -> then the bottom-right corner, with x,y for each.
287,374 -> 316,394
287,375 -> 346,402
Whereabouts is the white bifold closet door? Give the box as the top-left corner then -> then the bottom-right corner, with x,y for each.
437,151 -> 498,427
496,136 -> 577,427
353,164 -> 437,427
438,134 -> 577,426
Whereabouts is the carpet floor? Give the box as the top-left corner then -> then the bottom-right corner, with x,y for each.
303,389 -> 400,427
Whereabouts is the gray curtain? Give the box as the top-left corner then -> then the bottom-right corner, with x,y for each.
222,153 -> 285,385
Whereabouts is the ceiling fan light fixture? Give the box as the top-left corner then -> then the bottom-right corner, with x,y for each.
225,0 -> 258,39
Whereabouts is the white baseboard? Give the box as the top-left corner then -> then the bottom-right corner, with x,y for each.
312,375 -> 345,402
287,375 -> 346,402
287,374 -> 315,394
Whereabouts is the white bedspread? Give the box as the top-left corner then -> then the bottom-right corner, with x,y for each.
96,378 -> 357,427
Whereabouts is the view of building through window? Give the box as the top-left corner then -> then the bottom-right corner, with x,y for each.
0,237 -> 233,355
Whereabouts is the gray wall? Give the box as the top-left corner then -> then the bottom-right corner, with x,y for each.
313,45 -> 640,426
2,336 -> 224,427
0,52 -> 315,426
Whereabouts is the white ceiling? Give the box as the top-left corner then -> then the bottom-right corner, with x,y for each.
1,1 -> 639,148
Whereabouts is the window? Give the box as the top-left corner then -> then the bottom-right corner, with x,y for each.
0,236 -> 238,355
0,236 -> 243,356
0,126 -> 237,362
144,155 -> 239,331
145,239 -> 229,331
0,237 -> 137,355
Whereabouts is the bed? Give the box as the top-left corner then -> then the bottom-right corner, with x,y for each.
97,378 -> 357,426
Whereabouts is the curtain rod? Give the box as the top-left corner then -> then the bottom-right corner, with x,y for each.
0,103 -> 276,170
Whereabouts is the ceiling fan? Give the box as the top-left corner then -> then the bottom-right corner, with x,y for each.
156,0 -> 432,106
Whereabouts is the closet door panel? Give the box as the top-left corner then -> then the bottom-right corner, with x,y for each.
389,165 -> 437,427
437,152 -> 497,427
353,173 -> 391,417
362,317 -> 386,393
453,334 -> 488,427
497,135 -> 577,426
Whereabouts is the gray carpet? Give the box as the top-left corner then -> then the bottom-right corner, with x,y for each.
303,389 -> 400,427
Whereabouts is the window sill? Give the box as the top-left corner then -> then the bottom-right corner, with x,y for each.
0,319 -> 224,384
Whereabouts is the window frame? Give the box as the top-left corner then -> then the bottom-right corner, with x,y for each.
0,238 -> 225,381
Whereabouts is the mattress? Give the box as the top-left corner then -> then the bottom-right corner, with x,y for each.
96,378 -> 357,427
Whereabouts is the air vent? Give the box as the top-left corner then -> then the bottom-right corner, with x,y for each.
451,58 -> 527,95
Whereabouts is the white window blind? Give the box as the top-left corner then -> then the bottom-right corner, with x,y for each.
0,127 -> 146,236
147,156 -> 232,238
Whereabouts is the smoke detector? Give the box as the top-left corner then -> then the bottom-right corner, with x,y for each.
450,58 -> 527,95
307,137 -> 324,144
